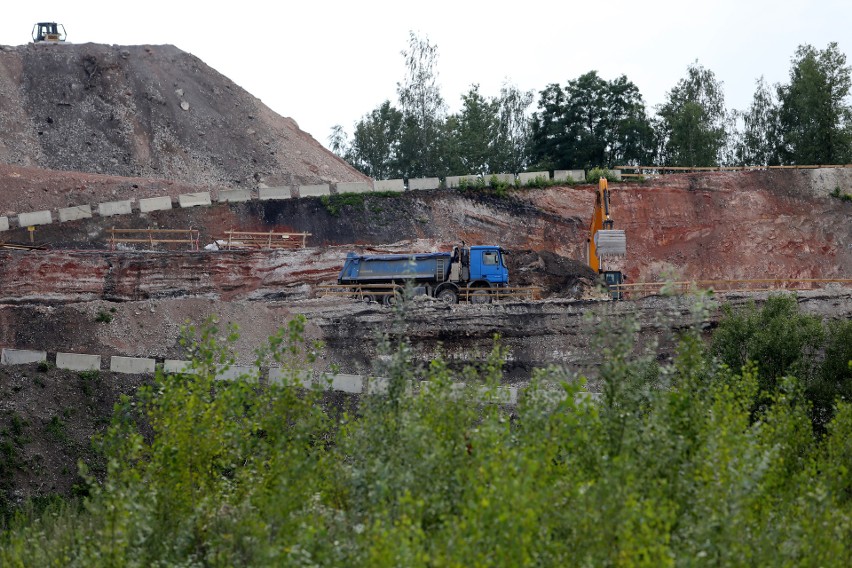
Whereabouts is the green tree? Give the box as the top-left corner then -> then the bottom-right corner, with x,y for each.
737,76 -> 782,166
397,31 -> 447,178
347,101 -> 404,179
492,82 -> 533,175
529,72 -> 654,170
656,61 -> 729,166
777,42 -> 852,165
444,85 -> 498,175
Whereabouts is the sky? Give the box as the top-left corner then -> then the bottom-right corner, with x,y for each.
3,1 -> 850,149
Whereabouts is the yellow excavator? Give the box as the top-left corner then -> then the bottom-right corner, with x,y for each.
32,22 -> 67,43
588,177 -> 626,299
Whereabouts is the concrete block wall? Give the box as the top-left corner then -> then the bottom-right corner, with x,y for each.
336,182 -> 372,194
553,169 -> 586,182
178,192 -> 212,208
1,348 -> 47,365
1,347 -> 531,406
259,187 -> 292,201
18,210 -> 53,226
139,196 -> 173,212
298,184 -> 330,197
517,171 -> 550,185
445,175 -> 480,188
110,356 -> 156,374
218,189 -> 253,202
489,173 -> 515,185
56,352 -> 101,371
409,177 -> 440,190
373,179 -> 405,192
98,200 -> 133,217
58,205 -> 92,223
0,216 -> 8,231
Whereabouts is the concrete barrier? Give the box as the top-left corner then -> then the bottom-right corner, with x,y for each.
610,169 -> 622,180
268,368 -> 312,387
365,376 -> 391,395
218,189 -> 253,202
163,359 -> 193,374
178,192 -> 212,208
0,216 -> 8,231
56,352 -> 101,372
215,366 -> 259,381
553,170 -> 585,183
258,187 -> 292,201
98,200 -> 133,217
1,348 -> 47,365
445,174 -> 480,188
139,196 -> 173,213
487,173 -> 516,185
328,373 -> 363,394
517,171 -> 550,185
336,182 -> 372,194
58,205 -> 92,223
297,184 -> 330,197
408,177 -> 440,190
110,356 -> 155,374
373,179 -> 405,192
18,210 -> 53,226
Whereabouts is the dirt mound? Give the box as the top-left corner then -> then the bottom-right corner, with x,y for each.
508,249 -> 598,298
0,43 -> 367,192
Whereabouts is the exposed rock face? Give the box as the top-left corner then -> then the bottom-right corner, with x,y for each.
0,43 -> 367,188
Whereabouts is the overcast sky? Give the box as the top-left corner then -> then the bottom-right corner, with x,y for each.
3,1 -> 850,149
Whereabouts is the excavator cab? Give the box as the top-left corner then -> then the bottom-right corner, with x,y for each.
32,22 -> 67,43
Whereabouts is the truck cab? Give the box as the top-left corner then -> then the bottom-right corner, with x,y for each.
468,246 -> 509,286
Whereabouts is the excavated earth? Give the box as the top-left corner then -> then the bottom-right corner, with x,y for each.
1,41 -> 851,506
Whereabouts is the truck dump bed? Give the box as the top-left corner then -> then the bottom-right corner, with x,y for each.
338,252 -> 451,283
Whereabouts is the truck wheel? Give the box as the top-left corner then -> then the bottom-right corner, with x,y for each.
470,289 -> 492,304
362,294 -> 376,303
383,291 -> 401,306
437,288 -> 458,304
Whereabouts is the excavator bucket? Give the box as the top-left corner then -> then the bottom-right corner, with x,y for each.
594,229 -> 627,256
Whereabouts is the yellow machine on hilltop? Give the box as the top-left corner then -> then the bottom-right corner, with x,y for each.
32,22 -> 67,43
588,177 -> 627,299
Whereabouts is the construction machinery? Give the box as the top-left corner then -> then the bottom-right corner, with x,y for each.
32,22 -> 67,43
588,177 -> 627,299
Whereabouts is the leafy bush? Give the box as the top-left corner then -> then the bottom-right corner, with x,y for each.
586,166 -> 620,183
830,186 -> 852,202
320,192 -> 366,216
94,310 -> 112,324
3,306 -> 852,564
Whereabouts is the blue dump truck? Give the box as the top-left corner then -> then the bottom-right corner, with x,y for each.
337,244 -> 509,304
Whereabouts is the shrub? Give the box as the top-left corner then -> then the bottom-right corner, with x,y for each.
586,166 -> 620,183
94,310 -> 112,324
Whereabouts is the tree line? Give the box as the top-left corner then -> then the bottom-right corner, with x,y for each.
330,34 -> 852,178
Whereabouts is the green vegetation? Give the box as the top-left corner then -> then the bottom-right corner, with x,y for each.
586,167 -> 621,184
94,310 -> 113,324
332,34 -> 852,176
831,186 -> 852,202
320,193 -> 365,216
0,299 -> 850,564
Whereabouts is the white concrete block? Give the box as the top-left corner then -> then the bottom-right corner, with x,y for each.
517,171 -> 550,185
57,352 -> 101,372
218,189 -> 253,202
98,200 -> 133,217
553,170 -> 585,182
487,173 -> 516,185
336,182 -> 372,194
268,368 -> 312,387
178,192 -> 212,208
408,177 -> 440,190
0,217 -> 8,231
329,374 -> 363,394
163,359 -> 193,374
17,210 -> 53,226
258,187 -> 292,201
445,175 -> 480,188
215,365 -> 259,382
1,348 -> 47,365
365,376 -> 390,395
610,169 -> 622,180
477,386 -> 518,405
139,196 -> 173,212
297,184 -> 330,197
58,205 -> 93,222
110,356 -> 156,374
373,179 -> 405,192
